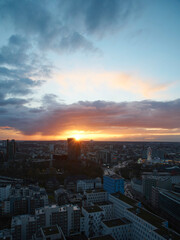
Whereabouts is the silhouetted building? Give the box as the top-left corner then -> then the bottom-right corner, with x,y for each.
3,139 -> 16,161
67,138 -> 81,161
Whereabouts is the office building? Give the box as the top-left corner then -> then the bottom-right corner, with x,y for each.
159,189 -> 180,232
67,138 -> 81,161
142,174 -> 171,201
103,175 -> 124,194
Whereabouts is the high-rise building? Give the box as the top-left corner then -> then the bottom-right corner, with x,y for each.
67,138 -> 81,161
5,139 -> 16,161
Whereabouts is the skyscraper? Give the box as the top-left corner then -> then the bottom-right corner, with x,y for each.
7,139 -> 16,161
67,138 -> 81,161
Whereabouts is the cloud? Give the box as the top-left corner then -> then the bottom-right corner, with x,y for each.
0,98 -> 179,139
56,70 -> 171,98
60,0 -> 141,36
0,35 -> 49,109
0,0 -> 140,53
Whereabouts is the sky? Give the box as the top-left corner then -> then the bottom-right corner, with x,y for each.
0,0 -> 180,141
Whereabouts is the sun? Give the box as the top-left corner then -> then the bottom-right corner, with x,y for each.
74,134 -> 81,140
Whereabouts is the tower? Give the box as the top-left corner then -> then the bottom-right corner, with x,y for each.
67,138 -> 81,161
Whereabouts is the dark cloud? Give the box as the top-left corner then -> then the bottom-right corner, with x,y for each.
0,78 -> 43,96
60,0 -> 140,36
0,98 -> 28,106
0,99 -> 179,137
0,35 -> 49,109
0,0 -> 140,52
0,35 -> 30,67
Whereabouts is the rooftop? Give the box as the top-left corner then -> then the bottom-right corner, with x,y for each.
90,235 -> 115,240
128,207 -> 165,228
97,201 -> 112,206
103,218 -> 131,228
159,190 -> 180,202
104,174 -> 123,180
42,225 -> 60,236
83,206 -> 103,213
86,189 -> 106,193
155,227 -> 180,240
111,192 -> 138,206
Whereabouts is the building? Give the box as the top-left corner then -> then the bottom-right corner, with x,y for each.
131,178 -> 143,194
33,225 -> 66,240
0,229 -> 12,240
54,188 -> 68,205
77,178 -> 102,192
96,201 -> 113,220
0,184 -> 11,201
96,150 -> 111,164
35,204 -> 81,237
102,218 -> 132,240
159,189 -> 180,232
83,189 -> 108,206
8,194 -> 180,240
103,175 -> 124,194
142,174 -> 172,201
0,185 -> 48,216
109,192 -> 179,240
11,214 -> 37,240
67,138 -> 81,161
81,206 -> 105,238
4,139 -> 16,161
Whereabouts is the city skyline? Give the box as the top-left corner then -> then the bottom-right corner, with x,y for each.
0,0 -> 180,141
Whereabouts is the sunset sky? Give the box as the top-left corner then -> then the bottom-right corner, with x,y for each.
0,0 -> 180,141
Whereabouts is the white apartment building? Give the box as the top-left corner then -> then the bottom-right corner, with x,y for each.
109,192 -> 179,240
35,204 -> 80,237
96,201 -> 113,220
11,214 -> 37,240
83,189 -> 108,206
0,184 -> 11,201
102,218 -> 132,240
77,178 -> 102,192
82,206 -> 105,238
1,199 -> 11,215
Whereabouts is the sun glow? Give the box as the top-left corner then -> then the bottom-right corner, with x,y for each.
73,134 -> 81,140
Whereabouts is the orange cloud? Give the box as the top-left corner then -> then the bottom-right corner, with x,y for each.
56,70 -> 172,97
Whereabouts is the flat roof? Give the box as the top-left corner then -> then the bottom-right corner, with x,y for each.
128,207 -> 165,227
86,189 -> 106,193
83,206 -> 103,213
104,174 -> 123,180
42,226 -> 59,236
155,227 -> 180,240
90,235 -> 115,240
160,190 -> 180,202
97,201 -> 112,206
103,218 -> 131,228
111,193 -> 138,206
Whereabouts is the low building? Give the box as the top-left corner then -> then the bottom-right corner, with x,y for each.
159,189 -> 180,232
39,225 -> 66,240
35,204 -> 81,237
102,218 -> 132,240
82,206 -> 105,238
77,178 -> 102,192
0,184 -> 11,201
142,175 -> 172,201
131,178 -> 143,194
83,189 -> 108,206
